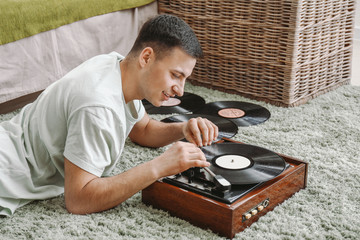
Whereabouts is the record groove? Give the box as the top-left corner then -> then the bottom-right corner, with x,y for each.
194,101 -> 271,127
161,114 -> 238,140
142,92 -> 206,114
201,143 -> 285,184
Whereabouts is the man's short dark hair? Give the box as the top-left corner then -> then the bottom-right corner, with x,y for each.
128,14 -> 203,59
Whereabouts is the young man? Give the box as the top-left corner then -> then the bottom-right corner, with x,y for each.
0,14 -> 218,216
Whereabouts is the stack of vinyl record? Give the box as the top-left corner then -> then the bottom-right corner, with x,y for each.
143,92 -> 271,133
142,92 -> 206,114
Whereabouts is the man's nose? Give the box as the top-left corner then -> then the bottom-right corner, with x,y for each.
172,83 -> 184,97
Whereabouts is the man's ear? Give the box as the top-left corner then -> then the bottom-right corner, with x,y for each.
139,47 -> 154,68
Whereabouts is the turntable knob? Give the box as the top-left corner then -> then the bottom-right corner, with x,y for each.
257,205 -> 264,211
251,209 -> 258,215
245,213 -> 252,220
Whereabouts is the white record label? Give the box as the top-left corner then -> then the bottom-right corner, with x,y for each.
215,155 -> 251,170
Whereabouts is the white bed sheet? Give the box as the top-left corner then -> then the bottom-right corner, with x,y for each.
0,1 -> 158,104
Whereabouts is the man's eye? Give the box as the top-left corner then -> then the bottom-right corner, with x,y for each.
172,73 -> 181,79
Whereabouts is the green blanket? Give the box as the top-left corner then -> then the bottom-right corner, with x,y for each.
0,0 -> 155,45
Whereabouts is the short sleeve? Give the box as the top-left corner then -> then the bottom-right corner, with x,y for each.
63,107 -> 125,177
134,99 -> 145,121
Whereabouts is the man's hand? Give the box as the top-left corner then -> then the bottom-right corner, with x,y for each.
130,113 -> 219,148
182,117 -> 219,147
152,141 -> 210,178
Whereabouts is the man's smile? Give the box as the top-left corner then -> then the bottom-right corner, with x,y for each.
162,91 -> 171,100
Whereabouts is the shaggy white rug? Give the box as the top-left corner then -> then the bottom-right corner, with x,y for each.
0,83 -> 359,239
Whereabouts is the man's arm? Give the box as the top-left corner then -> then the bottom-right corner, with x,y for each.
64,157 -> 158,214
64,113 -> 217,214
129,113 -> 218,147
64,141 -> 208,214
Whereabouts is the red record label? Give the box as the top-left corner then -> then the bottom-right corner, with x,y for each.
161,98 -> 181,107
218,108 -> 245,118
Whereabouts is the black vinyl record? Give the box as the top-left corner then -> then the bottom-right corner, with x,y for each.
161,114 -> 238,140
142,92 -> 206,114
201,143 -> 285,185
194,101 -> 270,127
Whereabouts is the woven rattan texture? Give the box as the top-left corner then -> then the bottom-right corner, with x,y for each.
158,0 -> 355,106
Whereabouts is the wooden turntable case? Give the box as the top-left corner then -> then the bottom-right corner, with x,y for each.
142,140 -> 308,239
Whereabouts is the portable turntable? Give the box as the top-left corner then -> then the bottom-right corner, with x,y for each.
142,139 -> 308,239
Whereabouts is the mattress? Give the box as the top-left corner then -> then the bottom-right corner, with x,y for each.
0,1 -> 158,107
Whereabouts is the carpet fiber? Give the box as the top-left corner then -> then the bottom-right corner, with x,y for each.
0,84 -> 359,239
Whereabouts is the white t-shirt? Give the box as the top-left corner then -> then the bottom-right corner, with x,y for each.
0,52 -> 145,216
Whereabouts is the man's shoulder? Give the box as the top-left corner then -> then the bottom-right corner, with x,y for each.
85,51 -> 124,66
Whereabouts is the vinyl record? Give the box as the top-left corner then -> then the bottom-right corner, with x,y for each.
161,114 -> 238,140
142,92 -> 206,114
201,143 -> 285,184
194,101 -> 270,127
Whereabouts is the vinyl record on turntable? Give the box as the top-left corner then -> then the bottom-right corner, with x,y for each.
194,101 -> 270,127
142,92 -> 206,114
161,114 -> 238,140
201,143 -> 286,184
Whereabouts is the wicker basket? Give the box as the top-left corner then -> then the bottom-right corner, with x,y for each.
158,0 -> 356,107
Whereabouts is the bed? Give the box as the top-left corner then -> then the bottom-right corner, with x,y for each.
0,0 -> 158,114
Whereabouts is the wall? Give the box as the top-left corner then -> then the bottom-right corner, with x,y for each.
355,1 -> 359,40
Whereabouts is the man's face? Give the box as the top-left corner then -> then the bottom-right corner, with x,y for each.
141,47 -> 197,107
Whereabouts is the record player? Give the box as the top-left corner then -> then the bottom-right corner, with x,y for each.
142,138 -> 308,239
